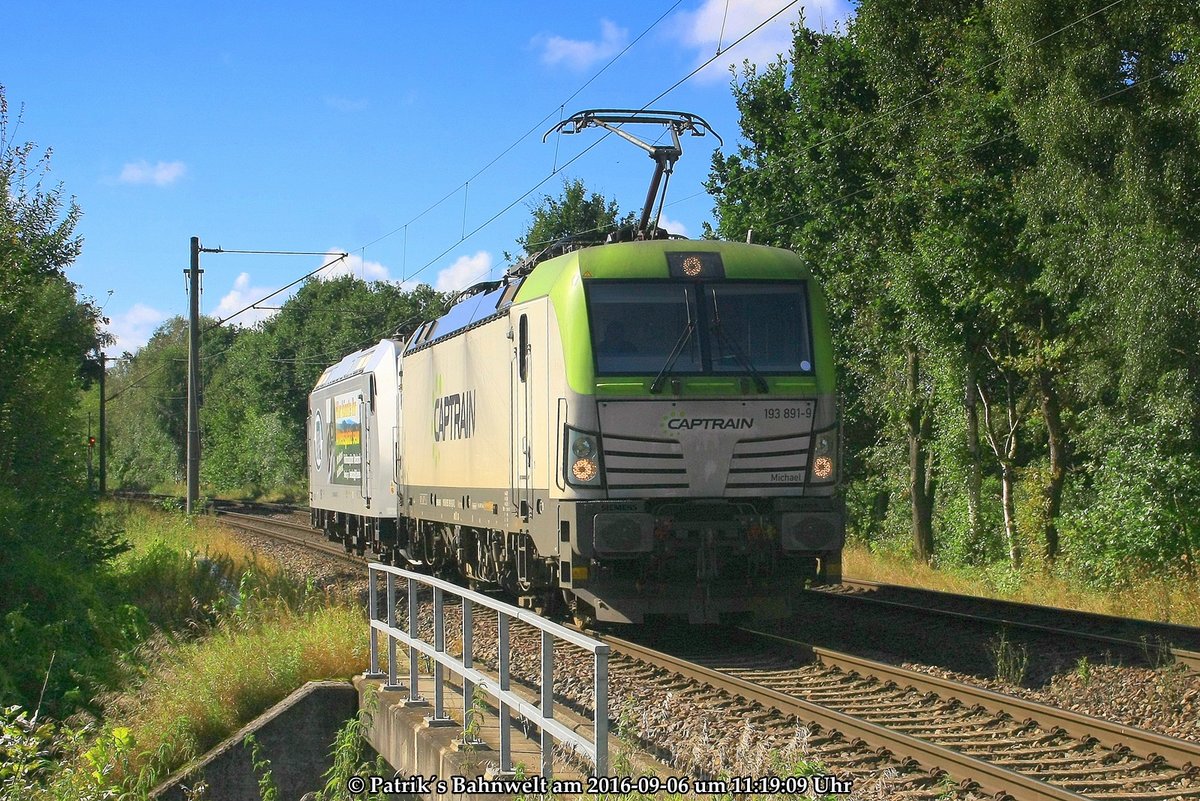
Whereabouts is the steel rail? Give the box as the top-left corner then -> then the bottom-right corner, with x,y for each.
216,509 -> 362,566
823,579 -> 1200,672
601,632 -> 1088,801
743,627 -> 1200,773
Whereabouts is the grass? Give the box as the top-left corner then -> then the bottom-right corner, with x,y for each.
103,602 -> 368,794
843,543 -> 1200,627
141,480 -> 308,505
7,503 -> 370,801
111,499 -> 263,567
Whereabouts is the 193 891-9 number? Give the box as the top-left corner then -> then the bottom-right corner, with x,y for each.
765,406 -> 812,420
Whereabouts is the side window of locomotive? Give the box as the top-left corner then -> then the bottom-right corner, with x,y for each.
518,314 -> 528,382
707,283 -> 813,374
587,282 -> 700,375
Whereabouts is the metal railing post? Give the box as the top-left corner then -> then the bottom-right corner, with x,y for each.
361,565 -> 609,779
595,644 -> 609,777
366,567 -> 383,678
432,586 -> 448,721
462,600 -> 475,742
541,628 -> 554,777
385,572 -> 402,691
408,576 -> 422,702
498,611 -> 511,772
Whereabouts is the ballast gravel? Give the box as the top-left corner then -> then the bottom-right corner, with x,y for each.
219,514 -> 1198,794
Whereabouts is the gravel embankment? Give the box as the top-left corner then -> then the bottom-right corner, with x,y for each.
220,514 -> 1198,786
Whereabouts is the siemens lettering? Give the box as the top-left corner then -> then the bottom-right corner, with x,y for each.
433,390 -> 476,442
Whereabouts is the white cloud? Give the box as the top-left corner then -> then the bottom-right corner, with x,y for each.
118,160 -> 187,186
104,303 -> 168,355
536,19 -> 628,70
656,213 -> 690,237
434,251 -> 492,293
678,0 -> 855,81
214,272 -> 280,327
317,250 -> 391,282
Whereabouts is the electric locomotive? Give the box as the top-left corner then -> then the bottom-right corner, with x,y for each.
308,110 -> 844,623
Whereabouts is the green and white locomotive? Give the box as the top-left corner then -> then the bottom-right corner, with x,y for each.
309,111 -> 844,623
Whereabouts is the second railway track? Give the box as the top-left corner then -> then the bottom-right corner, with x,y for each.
813,579 -> 1200,673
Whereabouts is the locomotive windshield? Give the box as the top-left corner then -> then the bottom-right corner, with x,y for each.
586,280 -> 814,377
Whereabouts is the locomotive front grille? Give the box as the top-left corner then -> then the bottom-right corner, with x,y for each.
726,432 -> 812,489
601,433 -> 687,494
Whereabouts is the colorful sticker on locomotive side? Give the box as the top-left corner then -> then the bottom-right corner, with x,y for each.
333,392 -> 363,485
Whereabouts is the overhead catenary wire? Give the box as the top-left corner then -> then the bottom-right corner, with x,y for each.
111,4 -> 697,403
396,0 -> 808,290
359,0 -> 686,253
110,0 -> 1132,407
189,0 -> 688,337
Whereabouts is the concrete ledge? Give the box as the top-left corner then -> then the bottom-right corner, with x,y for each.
355,675 -> 496,801
356,674 -> 672,801
150,680 -> 358,801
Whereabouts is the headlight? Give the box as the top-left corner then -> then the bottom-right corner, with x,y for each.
813,455 -> 834,479
565,426 -> 603,487
572,458 -> 599,482
812,434 -> 834,480
572,435 -> 596,459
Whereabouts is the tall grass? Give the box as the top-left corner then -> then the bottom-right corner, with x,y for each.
103,602 -> 368,794
844,544 -> 1200,626
5,504 -> 370,801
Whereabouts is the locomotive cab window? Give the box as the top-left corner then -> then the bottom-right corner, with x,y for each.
585,279 -> 814,376
587,282 -> 702,376
706,283 -> 813,374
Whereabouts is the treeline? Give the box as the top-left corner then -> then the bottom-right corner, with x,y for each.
105,178 -> 622,497
708,0 -> 1199,585
0,90 -> 124,711
105,277 -> 445,496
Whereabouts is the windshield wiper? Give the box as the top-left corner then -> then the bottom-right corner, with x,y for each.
710,292 -> 768,392
650,296 -> 696,394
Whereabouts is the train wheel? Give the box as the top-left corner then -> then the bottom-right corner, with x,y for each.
565,592 -> 595,629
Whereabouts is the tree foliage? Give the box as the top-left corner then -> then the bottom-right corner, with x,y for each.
511,178 -> 633,259
105,277 -> 445,495
708,0 -> 1200,584
0,86 -> 120,712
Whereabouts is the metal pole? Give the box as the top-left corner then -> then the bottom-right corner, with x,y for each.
462,600 -> 474,741
367,568 -> 381,677
541,629 -> 554,777
86,412 -> 94,490
595,644 -> 609,777
408,578 -> 421,701
97,353 -> 107,495
433,587 -> 446,720
186,237 -> 202,514
498,612 -> 511,772
386,572 -> 402,690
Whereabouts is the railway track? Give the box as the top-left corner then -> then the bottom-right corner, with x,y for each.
606,627 -> 1200,801
400,601 -> 964,799
214,509 -> 362,567
815,579 -> 1200,673
110,490 -> 362,566
395,601 -> 1200,800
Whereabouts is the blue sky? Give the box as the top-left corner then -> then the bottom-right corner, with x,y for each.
3,0 -> 854,355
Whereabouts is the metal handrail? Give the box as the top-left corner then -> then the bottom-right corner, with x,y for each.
366,564 -> 609,777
